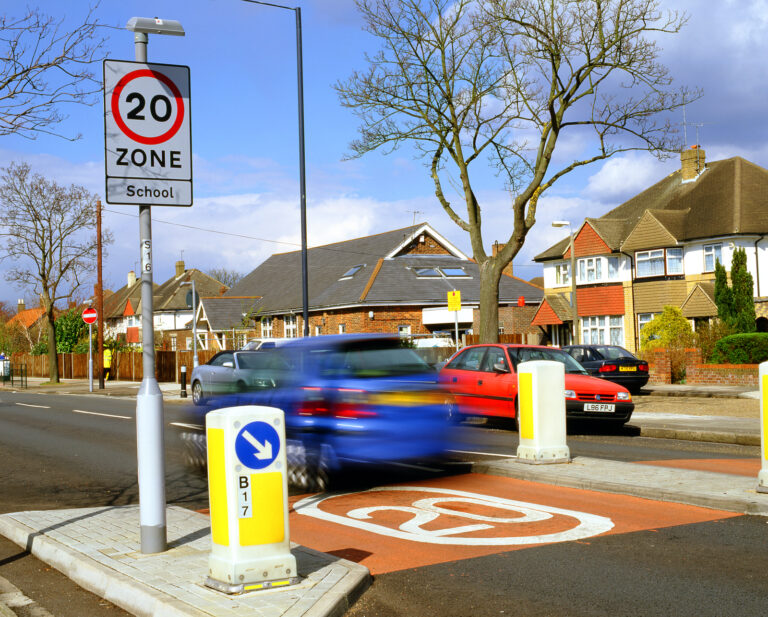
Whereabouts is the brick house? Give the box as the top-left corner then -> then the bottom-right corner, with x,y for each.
202,223 -> 543,346
531,148 -> 768,352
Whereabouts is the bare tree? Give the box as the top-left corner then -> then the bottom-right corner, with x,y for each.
207,267 -> 244,289
336,0 -> 696,341
1,4 -> 106,140
0,162 -> 112,381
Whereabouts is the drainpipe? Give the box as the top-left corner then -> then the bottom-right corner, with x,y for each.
754,235 -> 767,297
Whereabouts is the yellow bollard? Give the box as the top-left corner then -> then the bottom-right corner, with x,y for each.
205,405 -> 298,593
516,360 -> 570,464
757,362 -> 768,493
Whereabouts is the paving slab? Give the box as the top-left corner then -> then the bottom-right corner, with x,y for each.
472,455 -> 768,516
0,506 -> 369,617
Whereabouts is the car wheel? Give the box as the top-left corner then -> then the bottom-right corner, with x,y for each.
192,381 -> 205,406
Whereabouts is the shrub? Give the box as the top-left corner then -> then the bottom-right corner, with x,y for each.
639,306 -> 693,352
694,319 -> 733,362
710,333 -> 768,364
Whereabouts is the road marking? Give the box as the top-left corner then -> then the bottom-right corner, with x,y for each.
449,449 -> 514,458
72,409 -> 130,420
294,485 -> 615,546
15,403 -> 50,409
170,422 -> 204,430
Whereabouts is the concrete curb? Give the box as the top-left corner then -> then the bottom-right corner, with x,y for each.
638,426 -> 761,447
472,456 -> 768,516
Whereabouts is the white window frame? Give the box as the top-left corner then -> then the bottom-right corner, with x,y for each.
284,315 -> 297,338
637,312 -> 658,332
261,317 -> 273,338
635,249 -> 665,278
581,315 -> 624,345
314,325 -> 321,336
577,257 -> 603,283
666,247 -> 684,275
555,263 -> 570,286
398,324 -> 412,337
703,243 -> 722,272
607,257 -> 620,281
339,323 -> 346,334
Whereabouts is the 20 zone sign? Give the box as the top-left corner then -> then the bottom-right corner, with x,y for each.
104,60 -> 192,206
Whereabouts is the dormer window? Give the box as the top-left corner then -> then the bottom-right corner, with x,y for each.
340,264 -> 364,279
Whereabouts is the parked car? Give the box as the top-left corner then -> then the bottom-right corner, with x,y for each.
190,350 -> 289,404
561,345 -> 649,393
241,337 -> 290,351
179,334 -> 454,489
438,344 -> 634,428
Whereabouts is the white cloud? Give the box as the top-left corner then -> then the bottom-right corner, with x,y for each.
584,153 -> 675,204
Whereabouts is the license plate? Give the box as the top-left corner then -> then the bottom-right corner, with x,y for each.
619,366 -> 637,372
584,403 -> 615,412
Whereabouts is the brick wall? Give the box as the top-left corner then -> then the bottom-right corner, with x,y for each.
645,347 -> 760,386
646,348 -> 672,384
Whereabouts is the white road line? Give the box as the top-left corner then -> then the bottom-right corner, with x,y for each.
72,409 -> 131,420
449,449 -> 514,458
169,422 -> 204,430
15,403 -> 50,409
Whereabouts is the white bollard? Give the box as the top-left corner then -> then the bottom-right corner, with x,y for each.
516,360 -> 570,464
757,362 -> 768,493
205,405 -> 299,594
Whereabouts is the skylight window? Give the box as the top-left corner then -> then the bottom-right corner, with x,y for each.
340,264 -> 364,279
414,267 -> 441,277
440,267 -> 467,277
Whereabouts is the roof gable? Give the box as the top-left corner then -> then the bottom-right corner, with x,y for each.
621,210 -> 684,253
564,221 -> 612,258
680,282 -> 716,318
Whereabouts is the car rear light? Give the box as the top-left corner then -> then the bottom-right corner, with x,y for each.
297,387 -> 378,419
599,364 -> 617,373
638,363 -> 649,372
298,387 -> 332,416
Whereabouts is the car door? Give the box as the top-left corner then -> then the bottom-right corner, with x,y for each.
208,352 -> 235,395
476,346 -> 516,417
439,346 -> 489,416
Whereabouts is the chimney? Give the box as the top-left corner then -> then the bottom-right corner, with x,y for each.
17,299 -> 25,314
175,260 -> 185,277
681,145 -> 705,182
127,270 -> 137,287
492,241 -> 514,277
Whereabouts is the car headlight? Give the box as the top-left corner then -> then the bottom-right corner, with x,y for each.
617,391 -> 631,401
564,389 -> 576,399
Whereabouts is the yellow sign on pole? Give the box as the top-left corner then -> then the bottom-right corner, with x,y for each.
447,290 -> 461,311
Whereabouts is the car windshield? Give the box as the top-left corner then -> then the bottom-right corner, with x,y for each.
283,340 -> 432,379
511,347 -> 587,374
593,346 -> 635,360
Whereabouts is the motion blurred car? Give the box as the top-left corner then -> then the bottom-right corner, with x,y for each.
439,344 -> 633,428
179,334 -> 454,488
561,345 -> 649,393
190,350 -> 288,404
240,337 -> 290,351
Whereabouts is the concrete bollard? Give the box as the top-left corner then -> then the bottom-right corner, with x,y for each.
180,365 -> 187,398
516,360 -> 570,464
205,405 -> 298,594
757,362 -> 768,493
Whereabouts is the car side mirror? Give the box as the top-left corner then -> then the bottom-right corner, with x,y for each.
493,360 -> 508,373
222,361 -> 234,368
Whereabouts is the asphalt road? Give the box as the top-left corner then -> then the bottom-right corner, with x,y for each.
0,390 -> 765,617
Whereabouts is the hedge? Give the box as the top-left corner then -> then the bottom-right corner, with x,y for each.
709,333 -> 768,364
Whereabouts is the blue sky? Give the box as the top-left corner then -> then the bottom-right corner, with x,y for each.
2,0 -> 768,307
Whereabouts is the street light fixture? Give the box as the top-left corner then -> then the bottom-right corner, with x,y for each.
552,221 -> 579,345
242,0 -> 309,337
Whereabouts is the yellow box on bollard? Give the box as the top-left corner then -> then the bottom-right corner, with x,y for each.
516,360 -> 570,464
757,363 -> 768,493
204,405 -> 299,594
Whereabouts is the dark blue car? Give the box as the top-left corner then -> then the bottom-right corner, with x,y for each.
178,334 -> 454,489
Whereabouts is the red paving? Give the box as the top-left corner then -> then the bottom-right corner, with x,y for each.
287,473 -> 741,574
635,458 -> 761,477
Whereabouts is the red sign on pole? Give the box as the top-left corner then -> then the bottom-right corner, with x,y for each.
82,307 -> 98,325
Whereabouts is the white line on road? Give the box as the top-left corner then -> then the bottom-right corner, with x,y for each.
169,422 -> 204,430
15,403 -> 50,409
72,409 -> 131,420
449,449 -> 514,458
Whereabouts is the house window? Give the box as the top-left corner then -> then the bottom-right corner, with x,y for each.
635,250 -> 665,277
284,315 -> 297,338
170,335 -> 177,351
414,267 -> 441,277
498,325 -> 505,335
440,267 -> 468,277
578,257 -> 602,283
607,257 -> 620,280
398,325 -> 411,336
555,263 -> 570,286
637,313 -> 658,332
704,243 -> 722,272
340,264 -> 364,279
581,316 -> 623,345
261,317 -> 273,338
666,248 -> 684,275
339,323 -> 346,334
314,325 -> 321,336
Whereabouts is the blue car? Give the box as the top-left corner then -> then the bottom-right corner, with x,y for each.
178,334 -> 454,489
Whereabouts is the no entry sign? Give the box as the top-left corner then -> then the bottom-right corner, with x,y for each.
82,308 -> 98,325
104,59 -> 192,206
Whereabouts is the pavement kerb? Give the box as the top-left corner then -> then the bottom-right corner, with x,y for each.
637,426 -> 761,447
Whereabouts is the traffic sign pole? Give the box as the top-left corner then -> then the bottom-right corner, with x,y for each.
88,322 -> 93,393
133,30 -> 167,555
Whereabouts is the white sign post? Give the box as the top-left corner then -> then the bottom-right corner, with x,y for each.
82,308 -> 98,393
104,59 -> 192,206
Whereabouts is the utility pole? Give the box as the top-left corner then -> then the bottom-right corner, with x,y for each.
96,199 -> 105,389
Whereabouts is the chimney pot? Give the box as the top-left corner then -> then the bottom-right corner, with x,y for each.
175,260 -> 185,277
127,270 -> 137,287
17,299 -> 25,313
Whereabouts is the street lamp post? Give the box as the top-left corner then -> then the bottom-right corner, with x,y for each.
125,16 -> 185,555
552,221 -> 579,345
242,0 -> 309,336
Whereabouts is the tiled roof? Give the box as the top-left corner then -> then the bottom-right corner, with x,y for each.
199,296 -> 262,331
7,307 -> 46,329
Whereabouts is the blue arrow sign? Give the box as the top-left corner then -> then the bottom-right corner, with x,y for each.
235,421 -> 280,470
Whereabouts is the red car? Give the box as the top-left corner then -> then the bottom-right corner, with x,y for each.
438,344 -> 634,428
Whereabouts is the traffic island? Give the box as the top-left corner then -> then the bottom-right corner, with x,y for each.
0,506 -> 370,617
